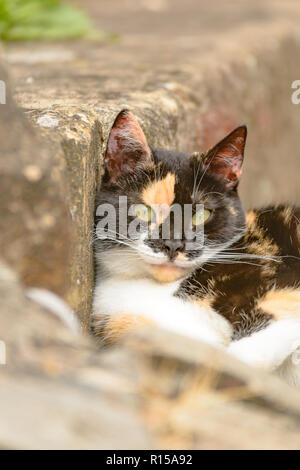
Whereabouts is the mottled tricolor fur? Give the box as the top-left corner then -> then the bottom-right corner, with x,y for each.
179,205 -> 300,339
93,110 -> 300,386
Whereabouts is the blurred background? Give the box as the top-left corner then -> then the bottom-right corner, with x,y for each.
1,0 -> 300,207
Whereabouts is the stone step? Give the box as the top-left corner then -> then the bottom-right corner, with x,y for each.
2,16 -> 300,323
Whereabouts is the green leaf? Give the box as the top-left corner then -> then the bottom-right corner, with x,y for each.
0,0 -> 107,42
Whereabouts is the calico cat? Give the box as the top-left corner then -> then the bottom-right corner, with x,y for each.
93,110 -> 300,385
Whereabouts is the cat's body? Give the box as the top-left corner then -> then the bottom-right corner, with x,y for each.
93,110 -> 300,386
179,204 -> 300,340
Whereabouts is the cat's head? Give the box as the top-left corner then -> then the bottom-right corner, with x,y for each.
95,110 -> 247,282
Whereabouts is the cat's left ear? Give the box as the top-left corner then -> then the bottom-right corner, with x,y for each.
104,110 -> 152,183
203,125 -> 247,190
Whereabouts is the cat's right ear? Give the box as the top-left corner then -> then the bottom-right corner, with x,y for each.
104,110 -> 152,183
202,125 -> 247,190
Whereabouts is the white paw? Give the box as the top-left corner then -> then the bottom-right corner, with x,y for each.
228,339 -> 268,369
228,320 -> 300,371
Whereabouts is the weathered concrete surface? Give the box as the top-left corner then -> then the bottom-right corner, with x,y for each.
0,63 -> 70,298
3,5 -> 300,326
2,34 -> 300,327
2,262 -> 300,449
0,261 -> 152,449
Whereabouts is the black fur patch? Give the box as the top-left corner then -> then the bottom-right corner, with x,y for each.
178,205 -> 300,339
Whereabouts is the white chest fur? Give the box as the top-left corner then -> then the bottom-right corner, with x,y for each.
93,276 -> 300,388
93,277 -> 232,347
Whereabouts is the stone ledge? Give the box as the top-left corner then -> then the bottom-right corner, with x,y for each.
0,63 -> 71,300
2,24 -> 300,328
1,260 -> 300,449
3,29 -> 300,326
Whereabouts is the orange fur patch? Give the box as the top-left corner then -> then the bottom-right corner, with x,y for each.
147,264 -> 188,283
280,207 -> 293,225
142,173 -> 175,210
176,252 -> 187,261
194,297 -> 213,309
104,313 -> 154,344
246,210 -> 256,228
258,289 -> 300,320
228,206 -> 238,216
245,210 -> 279,257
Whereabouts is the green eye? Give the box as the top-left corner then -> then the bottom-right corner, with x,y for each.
134,204 -> 154,222
192,209 -> 211,226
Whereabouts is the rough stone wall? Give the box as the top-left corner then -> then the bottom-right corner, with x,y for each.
4,31 -> 299,325
3,259 -> 300,449
0,63 -> 70,299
